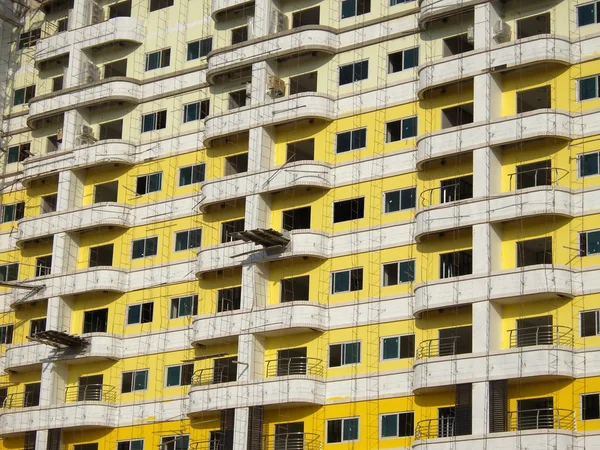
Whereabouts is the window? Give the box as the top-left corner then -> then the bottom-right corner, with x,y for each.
160,436 -> 189,450
0,263 -> 18,282
384,187 -> 416,213
282,206 -> 311,231
121,369 -> 148,393
329,342 -> 361,367
224,153 -> 248,175
581,310 -> 600,337
231,26 -> 248,44
386,116 -> 417,142
183,100 -> 210,123
99,119 -> 123,140
7,143 -> 31,164
333,197 -> 365,223
332,268 -> 363,293
187,37 -> 212,60
579,75 -> 600,101
83,308 -> 108,333
1,202 -> 25,223
292,6 -> 320,27
141,110 -> 167,132
149,0 -> 173,12
341,0 -> 370,18
175,228 -> 202,251
73,445 -> 98,450
281,276 -> 310,302
132,237 -> 158,259
580,230 -> 600,256
578,1 -> 600,26
57,17 -> 68,32
339,60 -> 369,85
217,286 -> 242,312
516,12 -> 550,39
104,59 -> 127,79
24,431 -> 36,450
117,440 -> 144,450
18,29 -> 41,49
382,260 -> 415,286
145,49 -> 171,71
289,71 -> 318,94
582,393 -> 600,420
52,76 -> 64,92
0,325 -> 13,344
94,181 -> 118,203
170,295 -> 198,318
166,364 -> 194,387
380,412 -> 414,437
336,128 -> 366,153
0,387 -> 7,409
221,219 -> 245,243
327,418 -> 359,443
381,334 -> 415,360
390,0 -> 412,5
29,318 -> 46,336
126,302 -> 154,325
23,382 -> 40,407
388,47 -> 418,73
179,163 -> 205,186
580,151 -> 600,177
109,0 -> 132,18
41,194 -> 57,213
89,244 -> 114,267
136,172 -> 162,195
35,255 -> 52,277
13,86 -> 35,106
228,89 -> 248,109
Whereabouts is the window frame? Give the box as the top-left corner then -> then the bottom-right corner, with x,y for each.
326,417 -> 360,443
174,228 -> 202,251
580,229 -> 600,256
335,128 -> 367,154
183,99 -> 210,123
135,172 -> 163,195
141,110 -> 167,133
332,196 -> 365,223
121,369 -> 149,393
578,151 -> 600,178
388,47 -> 419,73
385,116 -> 418,142
381,259 -> 415,286
0,324 -> 14,345
126,302 -> 154,325
186,37 -> 213,61
339,60 -> 369,86
577,74 -> 600,101
581,392 -> 600,421
145,48 -> 171,71
1,202 -> 25,223
380,334 -> 415,361
13,85 -> 35,106
6,143 -> 31,164
383,187 -> 416,213
178,163 -> 206,187
379,411 -> 415,438
0,263 -> 19,282
580,309 -> 600,337
577,1 -> 600,27
131,236 -> 159,260
170,294 -> 198,319
331,267 -> 363,294
18,28 -> 41,49
159,435 -> 190,450
117,439 -> 145,450
164,363 -> 195,387
340,0 -> 370,19
328,341 -> 362,367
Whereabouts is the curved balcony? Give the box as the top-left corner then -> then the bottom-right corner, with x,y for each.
415,187 -> 572,241
197,230 -> 330,275
28,80 -> 141,128
413,265 -> 573,316
10,267 -> 129,306
211,0 -> 254,20
413,327 -> 573,392
413,410 -> 574,449
418,35 -> 571,96
207,28 -> 337,83
5,342 -> 52,372
416,110 -> 572,167
35,16 -> 145,64
188,362 -> 325,413
17,203 -> 133,245
204,93 -> 335,146
22,140 -> 136,185
192,301 -> 327,345
199,161 -> 332,211
418,0 -> 480,27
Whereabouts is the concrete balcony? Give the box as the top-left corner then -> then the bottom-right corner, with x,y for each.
17,203 -> 133,245
192,301 -> 327,346
413,265 -> 573,315
35,16 -> 145,64
412,430 -> 575,450
22,140 -> 136,185
10,267 -> 129,306
204,93 -> 335,146
418,0 -> 480,26
211,0 -> 254,20
5,342 -> 53,372
417,35 -> 571,96
413,345 -> 574,392
415,187 -> 572,241
197,230 -> 330,275
198,161 -> 332,211
188,376 -> 325,413
28,80 -> 141,127
416,110 -> 572,167
206,28 -> 337,82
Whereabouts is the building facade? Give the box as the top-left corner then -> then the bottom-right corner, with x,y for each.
0,0 -> 599,447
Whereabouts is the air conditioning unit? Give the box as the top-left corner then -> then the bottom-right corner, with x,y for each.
56,127 -> 63,142
90,2 -> 104,24
77,125 -> 97,145
492,19 -> 510,42
84,62 -> 100,83
467,25 -> 474,44
270,10 -> 288,34
267,75 -> 285,98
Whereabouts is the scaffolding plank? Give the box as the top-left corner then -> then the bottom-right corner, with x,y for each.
28,330 -> 88,348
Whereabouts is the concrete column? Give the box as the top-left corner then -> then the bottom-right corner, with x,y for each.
472,381 -> 489,437
473,1 -> 502,51
60,110 -> 83,151
472,299 -> 502,353
233,407 -> 250,450
35,429 -> 49,450
251,0 -> 274,39
250,61 -> 276,106
56,169 -> 84,212
70,0 -> 91,28
39,361 -> 68,406
472,223 -> 502,275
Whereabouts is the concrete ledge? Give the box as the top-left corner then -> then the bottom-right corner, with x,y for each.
211,0 -> 254,20
412,430 -> 575,449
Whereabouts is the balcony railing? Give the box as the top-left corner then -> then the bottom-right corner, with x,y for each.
416,336 -> 470,359
419,182 -> 473,208
65,384 -> 116,402
415,417 -> 457,440
262,432 -> 321,450
265,357 -> 323,378
508,408 -> 575,431
2,392 -> 40,409
191,431 -> 232,450
508,167 -> 568,191
508,326 -> 573,348
191,367 -> 236,386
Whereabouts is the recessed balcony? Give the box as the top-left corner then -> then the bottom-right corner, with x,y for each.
211,0 -> 254,20
17,203 -> 133,245
418,0 -> 479,26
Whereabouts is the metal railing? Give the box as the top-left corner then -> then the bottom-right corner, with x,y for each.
508,167 -> 568,191
64,384 -> 116,403
416,336 -> 470,359
262,432 -> 321,450
415,417 -> 456,440
508,408 -> 575,431
508,325 -> 573,348
419,182 -> 473,208
2,392 -> 40,409
190,432 -> 231,450
191,367 -> 236,386
265,357 -> 323,378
